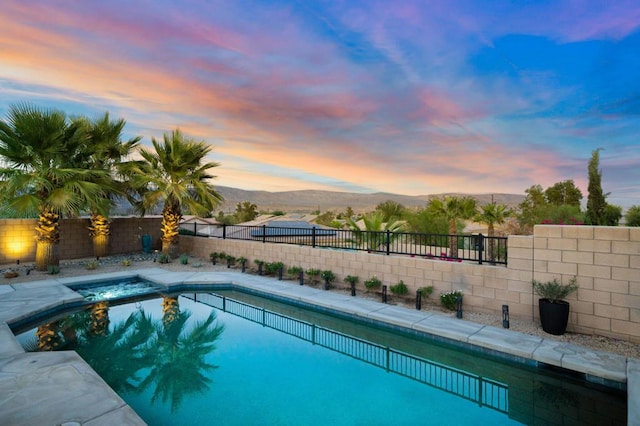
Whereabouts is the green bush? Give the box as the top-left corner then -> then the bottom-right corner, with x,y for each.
180,254 -> 189,265
364,276 -> 382,289
121,259 -> 132,267
157,253 -> 170,264
532,277 -> 578,303
47,265 -> 60,275
344,275 -> 359,285
287,266 -> 302,278
440,290 -> 463,310
85,260 -> 99,270
305,268 -> 321,284
265,261 -> 284,275
418,286 -> 434,299
390,280 -> 408,295
321,270 -> 335,283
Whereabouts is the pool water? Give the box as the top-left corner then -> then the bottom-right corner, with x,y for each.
71,277 -> 159,301
16,292 -> 626,426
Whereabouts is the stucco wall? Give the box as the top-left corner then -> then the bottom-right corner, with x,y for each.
181,224 -> 640,343
0,217 -> 163,263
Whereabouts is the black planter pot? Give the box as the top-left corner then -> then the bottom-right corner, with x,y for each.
539,299 -> 570,335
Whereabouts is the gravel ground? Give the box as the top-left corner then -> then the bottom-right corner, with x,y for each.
3,253 -> 639,359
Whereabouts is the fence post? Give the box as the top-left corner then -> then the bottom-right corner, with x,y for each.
222,223 -> 226,239
386,230 -> 391,255
312,226 -> 316,248
262,225 -> 266,243
478,233 -> 484,265
193,222 -> 197,235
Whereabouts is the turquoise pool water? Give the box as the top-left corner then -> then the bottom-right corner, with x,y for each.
16,292 -> 626,425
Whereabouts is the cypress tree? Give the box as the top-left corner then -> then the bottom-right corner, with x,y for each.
586,149 -> 607,225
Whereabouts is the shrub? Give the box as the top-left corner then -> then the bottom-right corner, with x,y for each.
121,259 -> 132,267
237,256 -> 247,264
364,276 -> 382,289
287,266 -> 302,278
85,260 -> 99,270
440,290 -> 463,311
321,270 -> 335,283
47,265 -> 60,275
532,277 -> 578,303
180,254 -> 189,265
305,268 -> 321,284
390,280 -> 408,295
344,275 -> 359,285
157,253 -> 170,264
265,261 -> 284,275
418,286 -> 434,299
192,261 -> 202,268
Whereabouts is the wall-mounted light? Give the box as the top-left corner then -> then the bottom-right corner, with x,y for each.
456,296 -> 463,318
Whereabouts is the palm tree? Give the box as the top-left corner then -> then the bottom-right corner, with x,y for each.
427,196 -> 477,259
0,104 -> 111,270
76,113 -> 141,258
141,300 -> 225,412
475,203 -> 512,262
128,129 -> 223,255
346,211 -> 405,251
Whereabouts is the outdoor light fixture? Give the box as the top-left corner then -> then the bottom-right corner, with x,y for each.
382,285 -> 388,303
416,289 -> 422,310
16,259 -> 20,265
299,270 -> 304,286
456,296 -> 463,318
350,281 -> 356,296
502,305 -> 510,328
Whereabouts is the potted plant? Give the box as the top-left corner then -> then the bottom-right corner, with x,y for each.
532,277 -> 578,335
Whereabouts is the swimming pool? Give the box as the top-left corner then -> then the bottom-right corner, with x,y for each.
15,290 -> 626,425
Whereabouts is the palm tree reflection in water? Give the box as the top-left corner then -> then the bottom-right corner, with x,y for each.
31,298 -> 225,412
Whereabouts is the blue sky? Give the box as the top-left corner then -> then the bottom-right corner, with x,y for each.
1,0 -> 639,207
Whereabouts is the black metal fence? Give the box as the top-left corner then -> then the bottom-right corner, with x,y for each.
181,222 -> 508,265
187,292 -> 509,414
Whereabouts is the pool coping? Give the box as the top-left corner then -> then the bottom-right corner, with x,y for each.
0,268 -> 638,425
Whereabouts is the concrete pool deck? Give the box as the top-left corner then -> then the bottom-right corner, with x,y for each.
0,268 -> 638,425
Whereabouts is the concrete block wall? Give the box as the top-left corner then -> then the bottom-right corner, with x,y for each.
182,224 -> 640,343
0,217 -> 163,264
524,225 -> 640,342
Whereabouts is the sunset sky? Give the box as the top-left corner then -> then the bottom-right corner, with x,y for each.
1,1 -> 639,207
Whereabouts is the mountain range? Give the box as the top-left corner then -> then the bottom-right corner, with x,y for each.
214,186 -> 525,214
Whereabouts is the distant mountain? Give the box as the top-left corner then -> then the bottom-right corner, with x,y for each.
214,186 -> 524,214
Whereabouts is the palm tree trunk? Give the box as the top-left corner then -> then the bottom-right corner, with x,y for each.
36,321 -> 61,351
161,205 -> 181,256
89,301 -> 111,337
448,219 -> 459,259
162,296 -> 180,329
488,225 -> 495,263
89,213 -> 111,258
35,208 -> 60,271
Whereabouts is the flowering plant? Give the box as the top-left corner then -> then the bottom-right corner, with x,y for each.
440,290 -> 463,310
